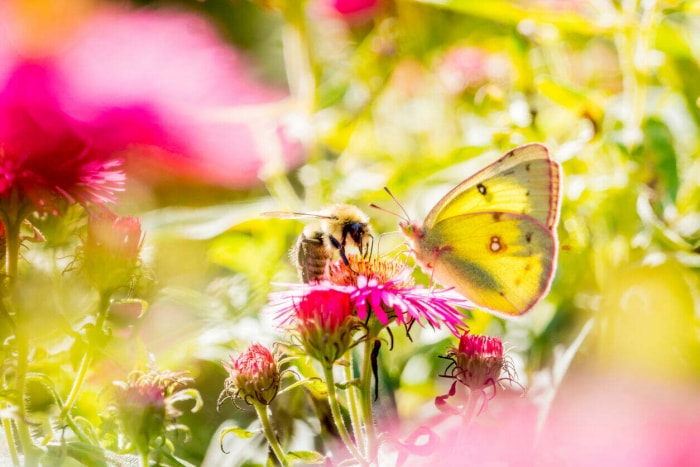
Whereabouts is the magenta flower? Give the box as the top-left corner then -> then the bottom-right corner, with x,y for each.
0,62 -> 125,215
328,0 -> 381,20
279,287 -> 361,365
269,256 -> 470,337
437,329 -> 518,414
221,343 -> 281,406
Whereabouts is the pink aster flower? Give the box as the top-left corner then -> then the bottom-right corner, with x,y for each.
220,343 -> 281,406
279,287 -> 361,365
437,329 -> 518,414
269,256 -> 470,337
0,62 -> 125,216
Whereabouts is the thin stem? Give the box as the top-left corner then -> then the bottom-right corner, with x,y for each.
60,291 -> 110,420
140,450 -> 149,467
15,332 -> 39,465
343,354 -> 365,455
1,375 -> 19,465
455,386 -> 478,444
322,365 -> 366,464
281,0 -> 316,114
359,337 -> 376,461
253,401 -> 289,467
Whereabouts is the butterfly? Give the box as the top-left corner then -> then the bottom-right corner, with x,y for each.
398,143 -> 562,317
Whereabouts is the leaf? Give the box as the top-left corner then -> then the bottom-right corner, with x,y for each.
407,0 -> 609,35
219,426 -> 259,453
279,376 -> 325,395
168,388 -> 204,413
43,442 -> 109,467
286,450 -> 326,464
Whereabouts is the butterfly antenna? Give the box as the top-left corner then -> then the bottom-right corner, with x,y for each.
384,187 -> 411,221
369,187 -> 411,222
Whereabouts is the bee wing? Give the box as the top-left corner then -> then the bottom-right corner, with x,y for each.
261,211 -> 337,220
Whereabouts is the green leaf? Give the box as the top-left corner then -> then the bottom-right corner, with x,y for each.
219,426 -> 259,454
43,442 -> 109,467
278,376 -> 325,395
407,0 -> 610,35
286,450 -> 326,464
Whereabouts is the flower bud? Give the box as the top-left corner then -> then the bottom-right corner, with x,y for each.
223,343 -> 280,406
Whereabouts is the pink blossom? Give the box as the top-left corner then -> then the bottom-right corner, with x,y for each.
0,62 -> 126,213
269,275 -> 469,336
0,5 -> 304,190
53,8 -> 304,188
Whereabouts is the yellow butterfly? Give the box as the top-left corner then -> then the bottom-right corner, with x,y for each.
399,143 -> 562,317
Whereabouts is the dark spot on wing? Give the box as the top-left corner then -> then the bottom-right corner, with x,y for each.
525,232 -> 532,243
492,212 -> 503,221
525,163 -> 531,172
489,236 -> 505,253
477,183 -> 487,195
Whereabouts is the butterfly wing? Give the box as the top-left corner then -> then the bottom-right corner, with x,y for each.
424,144 -> 561,231
418,212 -> 557,316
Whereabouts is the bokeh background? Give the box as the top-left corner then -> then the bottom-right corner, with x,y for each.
1,0 -> 699,465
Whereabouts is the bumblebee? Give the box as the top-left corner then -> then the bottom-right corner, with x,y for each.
264,204 -> 372,282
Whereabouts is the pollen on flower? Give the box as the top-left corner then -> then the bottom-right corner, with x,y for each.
328,255 -> 414,288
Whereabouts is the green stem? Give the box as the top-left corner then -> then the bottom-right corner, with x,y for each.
15,333 -> 39,466
253,401 -> 289,467
322,365 -> 366,464
344,355 -> 365,455
359,337 -> 376,461
1,391 -> 19,465
140,450 -> 149,467
60,291 -> 110,420
281,0 -> 316,114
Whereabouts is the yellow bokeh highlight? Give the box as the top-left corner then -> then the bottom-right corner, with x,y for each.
597,259 -> 700,381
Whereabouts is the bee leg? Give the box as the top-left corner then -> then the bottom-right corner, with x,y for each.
329,235 -> 351,266
365,233 -> 375,259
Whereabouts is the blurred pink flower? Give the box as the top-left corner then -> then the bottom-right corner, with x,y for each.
0,62 -> 125,214
330,0 -> 380,17
54,8 -> 303,188
0,5 -> 303,189
80,210 -> 144,293
437,46 -> 510,95
389,374 -> 700,466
